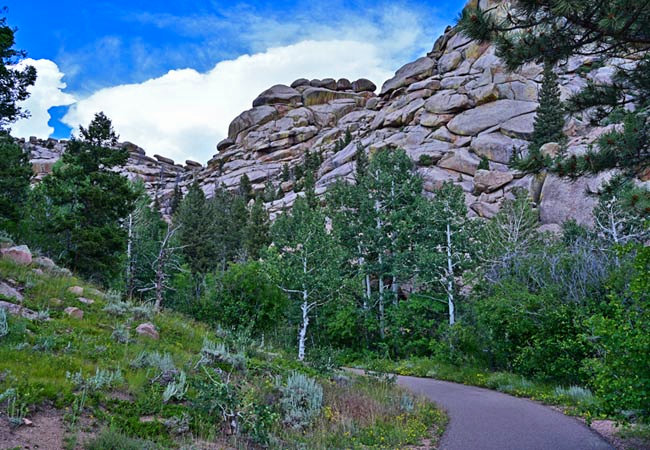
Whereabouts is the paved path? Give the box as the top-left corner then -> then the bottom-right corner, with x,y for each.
395,374 -> 613,450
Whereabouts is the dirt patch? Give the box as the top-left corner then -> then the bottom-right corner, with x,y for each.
591,420 -> 650,450
0,406 -> 98,450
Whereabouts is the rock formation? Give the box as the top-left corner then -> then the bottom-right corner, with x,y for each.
21,2 -> 649,226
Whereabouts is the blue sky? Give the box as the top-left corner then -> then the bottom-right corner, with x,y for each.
6,0 -> 466,162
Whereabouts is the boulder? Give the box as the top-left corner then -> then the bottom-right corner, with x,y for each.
352,78 -> 377,93
424,91 -> 470,114
437,148 -> 481,176
302,88 -> 359,106
67,286 -> 84,296
78,297 -> 94,305
447,100 -> 538,136
336,78 -> 352,90
471,132 -> 526,164
252,84 -> 302,107
228,105 -> 278,139
380,57 -> 435,95
0,281 -> 23,302
471,201 -> 500,219
136,322 -> 159,340
290,78 -> 310,88
1,301 -> 38,320
473,170 -> 514,193
64,307 -> 84,319
154,154 -> 175,165
540,142 -> 561,158
500,112 -> 536,139
539,174 -> 597,226
33,256 -> 56,270
185,160 -> 202,168
1,245 -> 32,265
312,78 -> 337,90
438,51 -> 463,73
216,138 -> 235,151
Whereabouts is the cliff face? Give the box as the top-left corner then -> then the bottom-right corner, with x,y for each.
23,5 -> 649,225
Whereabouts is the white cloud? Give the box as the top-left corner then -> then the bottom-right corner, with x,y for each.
62,39 -> 397,163
11,59 -> 76,139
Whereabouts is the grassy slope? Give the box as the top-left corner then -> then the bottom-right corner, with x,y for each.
0,258 -> 445,449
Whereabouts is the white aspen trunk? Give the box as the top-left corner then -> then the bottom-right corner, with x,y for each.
378,254 -> 385,339
364,275 -> 371,310
446,222 -> 455,326
126,213 -> 134,295
298,256 -> 309,361
298,298 -> 309,361
392,275 -> 398,305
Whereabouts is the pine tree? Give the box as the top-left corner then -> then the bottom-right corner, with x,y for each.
244,197 -> 270,260
531,61 -> 565,151
0,14 -> 36,130
354,143 -> 368,181
37,113 -> 136,283
238,173 -> 253,202
170,183 -> 183,215
0,134 -> 32,235
281,163 -> 290,182
175,182 -> 217,276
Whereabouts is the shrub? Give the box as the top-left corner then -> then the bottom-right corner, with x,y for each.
67,368 -> 124,392
418,154 -> 435,166
211,262 -> 287,335
130,351 -> 175,373
162,371 -> 187,403
278,372 -> 323,429
197,338 -> 246,370
0,309 -> 8,338
554,385 -> 595,404
84,428 -> 158,450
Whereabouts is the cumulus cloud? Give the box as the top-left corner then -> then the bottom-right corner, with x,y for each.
11,59 -> 76,139
63,39 -> 396,163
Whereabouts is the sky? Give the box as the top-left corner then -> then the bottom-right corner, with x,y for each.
6,0 -> 466,163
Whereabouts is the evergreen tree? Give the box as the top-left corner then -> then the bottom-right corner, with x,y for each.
0,14 -> 36,130
354,143 -> 369,181
175,182 -> 217,277
169,183 -> 183,215
244,197 -> 270,260
511,61 -> 565,172
281,163 -> 290,182
238,173 -> 253,202
0,134 -> 31,234
37,113 -> 136,283
531,61 -> 565,151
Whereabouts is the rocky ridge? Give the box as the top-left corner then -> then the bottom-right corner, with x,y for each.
22,1 -> 649,225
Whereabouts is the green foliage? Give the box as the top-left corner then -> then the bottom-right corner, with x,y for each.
477,155 -> 489,171
210,261 -> 287,335
555,113 -> 649,176
0,309 -> 7,338
243,197 -> 270,260
84,428 -> 158,450
26,113 -> 136,284
0,15 -> 37,129
238,173 -> 253,202
0,134 -> 32,235
586,246 -> 650,422
530,61 -> 565,150
278,372 -> 323,429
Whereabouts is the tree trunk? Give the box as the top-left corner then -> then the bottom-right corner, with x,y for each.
378,254 -> 385,339
446,222 -> 455,326
126,213 -> 134,297
298,298 -> 309,361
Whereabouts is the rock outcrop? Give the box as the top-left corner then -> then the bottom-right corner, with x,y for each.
20,2 -> 647,226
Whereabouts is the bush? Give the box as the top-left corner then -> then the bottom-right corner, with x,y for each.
0,309 -> 8,338
197,338 -> 246,370
212,262 -> 287,335
84,428 -> 158,450
278,372 -> 323,429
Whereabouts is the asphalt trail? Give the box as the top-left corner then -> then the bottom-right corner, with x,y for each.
395,374 -> 613,450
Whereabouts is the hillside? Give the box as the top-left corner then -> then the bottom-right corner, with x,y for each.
0,243 -> 445,449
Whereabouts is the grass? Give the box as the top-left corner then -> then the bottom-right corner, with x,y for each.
355,356 -> 601,419
0,258 -> 446,448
